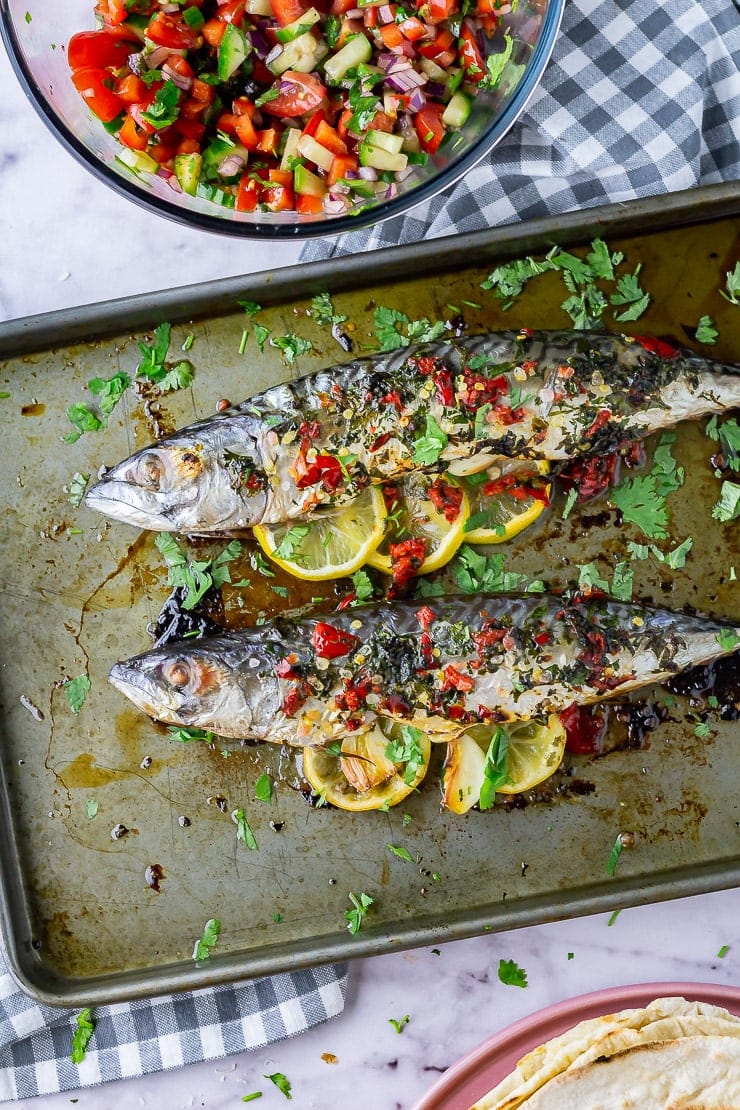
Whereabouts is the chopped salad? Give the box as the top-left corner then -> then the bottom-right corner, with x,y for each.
68,0 -> 522,216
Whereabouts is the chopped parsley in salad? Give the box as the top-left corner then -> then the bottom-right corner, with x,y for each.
68,0 -> 521,216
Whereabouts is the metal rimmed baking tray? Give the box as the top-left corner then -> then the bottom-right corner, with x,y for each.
0,184 -> 738,1007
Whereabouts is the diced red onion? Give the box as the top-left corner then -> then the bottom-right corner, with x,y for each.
395,166 -> 414,182
323,196 -> 350,214
161,3 -> 180,12
344,169 -> 361,179
399,39 -> 418,58
167,173 -> 183,192
249,28 -> 271,58
425,80 -> 446,98
377,51 -> 404,71
385,67 -> 426,92
129,103 -> 150,129
219,153 -> 246,176
407,88 -> 427,111
329,184 -> 350,197
345,7 -> 364,16
384,182 -> 398,199
358,165 -> 378,180
145,44 -> 186,68
162,63 -> 192,91
377,4 -> 394,21
423,22 -> 437,36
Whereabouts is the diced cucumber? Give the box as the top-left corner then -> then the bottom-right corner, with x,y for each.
323,33 -> 372,84
280,126 -> 302,171
246,0 -> 272,12
218,24 -> 251,82
268,32 -> 321,75
195,182 -> 236,208
294,164 -> 327,198
297,133 -> 334,173
358,142 -> 408,172
276,7 -> 321,43
442,90 -> 472,129
420,57 -> 448,81
115,147 -> 158,176
291,38 -> 328,73
362,129 -> 404,155
201,137 -> 237,180
174,152 -> 203,196
335,176 -> 377,197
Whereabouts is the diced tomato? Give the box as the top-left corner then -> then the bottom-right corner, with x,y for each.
146,13 -> 202,51
418,27 -> 454,59
215,112 -> 239,137
327,152 -> 358,185
93,0 -> 129,28
261,72 -> 327,118
71,67 -> 125,122
233,96 -> 256,117
367,110 -> 395,132
149,140 -> 178,164
235,113 -> 260,150
388,537 -> 427,586
175,117 -> 206,141
271,0 -> 313,25
118,113 -> 149,151
302,109 -> 327,137
314,120 -> 347,155
363,7 -> 379,29
262,179 -> 294,209
330,0 -> 357,13
312,622 -> 360,659
428,477 -> 463,521
177,137 -> 201,155
398,15 -> 427,38
217,0 -> 246,25
459,20 -> 485,81
380,22 -> 404,49
336,107 -> 353,141
269,168 -> 294,186
202,17 -> 227,46
113,74 -> 147,104
256,128 -> 281,156
296,193 -> 325,214
68,29 -> 137,70
236,174 -> 259,211
414,102 -> 445,153
190,78 -> 216,106
428,0 -> 458,19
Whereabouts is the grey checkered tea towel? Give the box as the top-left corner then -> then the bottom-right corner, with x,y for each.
301,0 -> 740,261
0,962 -> 347,1101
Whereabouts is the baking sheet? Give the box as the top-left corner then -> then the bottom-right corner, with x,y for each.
0,185 -> 738,1006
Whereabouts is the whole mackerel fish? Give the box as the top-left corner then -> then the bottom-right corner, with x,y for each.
85,330 -> 740,534
109,594 -> 740,747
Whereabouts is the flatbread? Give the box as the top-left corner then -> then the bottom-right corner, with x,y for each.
525,1035 -> 740,1108
471,997 -> 740,1110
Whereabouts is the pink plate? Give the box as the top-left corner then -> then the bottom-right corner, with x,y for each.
413,981 -> 740,1110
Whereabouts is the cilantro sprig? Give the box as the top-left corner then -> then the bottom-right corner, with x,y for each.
479,726 -> 510,810
192,917 -> 221,962
373,306 -> 446,351
345,890 -> 374,935
609,432 -> 684,539
155,534 -> 243,609
385,725 -> 426,785
70,1008 -> 95,1064
497,959 -> 528,987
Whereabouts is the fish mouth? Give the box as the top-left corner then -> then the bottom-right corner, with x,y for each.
109,661 -> 180,722
85,479 -> 175,531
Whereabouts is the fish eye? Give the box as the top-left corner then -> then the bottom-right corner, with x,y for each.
164,660 -> 193,689
133,452 -> 166,491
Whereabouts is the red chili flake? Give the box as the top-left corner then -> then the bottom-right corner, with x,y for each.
383,692 -> 411,715
560,704 -> 607,754
295,451 -> 345,493
633,335 -> 679,359
521,359 -> 538,374
312,622 -> 360,660
585,408 -> 611,439
473,626 -> 507,655
441,665 -> 475,693
388,537 -> 427,587
591,672 -> 633,692
370,432 -> 392,453
281,681 -> 309,716
476,704 -> 494,721
381,390 -> 404,411
419,630 -> 434,667
433,369 -> 454,407
459,369 -> 509,411
560,452 -> 619,502
518,327 -> 534,338
415,605 -> 436,631
428,477 -> 463,522
409,355 -> 440,376
297,420 -> 320,440
534,631 -> 550,646
492,403 -> 526,426
336,593 -> 356,611
334,676 -> 371,712
447,704 -> 469,721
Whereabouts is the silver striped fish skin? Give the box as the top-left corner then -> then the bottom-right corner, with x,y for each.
85,330 -> 740,534
108,594 -> 740,746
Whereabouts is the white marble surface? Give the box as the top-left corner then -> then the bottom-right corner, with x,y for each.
2,30 -> 739,1110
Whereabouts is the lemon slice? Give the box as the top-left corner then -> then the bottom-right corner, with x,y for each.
253,485 -> 385,581
367,473 -> 470,577
462,459 -> 551,545
302,720 -> 431,811
441,714 -> 566,813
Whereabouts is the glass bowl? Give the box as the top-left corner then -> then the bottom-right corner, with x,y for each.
0,0 -> 563,239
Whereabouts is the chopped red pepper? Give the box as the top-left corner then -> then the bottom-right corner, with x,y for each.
560,704 -> 607,754
388,537 -> 427,587
441,665 -> 475,693
312,622 -> 360,659
585,408 -> 612,439
294,450 -> 345,493
459,369 -> 509,411
433,369 -> 454,407
415,605 -> 436,631
560,452 -> 619,502
428,476 -> 464,521
633,335 -> 679,359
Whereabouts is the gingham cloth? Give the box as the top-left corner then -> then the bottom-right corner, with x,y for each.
301,0 -> 740,261
0,963 -> 347,1101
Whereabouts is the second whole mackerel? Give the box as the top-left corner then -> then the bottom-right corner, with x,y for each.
108,594 -> 740,746
85,329 -> 740,534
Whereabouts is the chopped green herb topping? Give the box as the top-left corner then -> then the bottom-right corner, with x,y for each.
264,1072 -> 292,1100
720,261 -> 740,305
64,674 -> 91,715
271,333 -> 313,366
386,843 -> 413,863
712,481 -> 740,523
255,773 -> 272,804
605,835 -> 624,877
70,1008 -> 95,1064
345,890 -> 374,935
717,944 -> 730,958
67,472 -> 90,508
412,414 -> 448,465
192,917 -> 221,962
233,808 -> 258,850
168,726 -> 217,744
373,306 -> 446,351
694,315 -> 718,345
388,1013 -> 411,1034
85,799 -> 99,820
497,958 -> 528,987
386,725 -> 426,785
479,726 -> 510,811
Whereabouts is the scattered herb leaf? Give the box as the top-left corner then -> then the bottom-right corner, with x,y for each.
345,890 -> 374,935
192,917 -> 221,962
233,808 -> 258,851
386,843 -> 413,863
85,799 -> 99,820
70,1008 -> 95,1064
264,1073 -> 292,1100
695,315 -> 718,345
388,1013 -> 411,1034
64,674 -> 91,715
497,959 -> 528,987
255,773 -> 272,804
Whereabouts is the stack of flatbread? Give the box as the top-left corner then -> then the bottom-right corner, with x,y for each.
470,996 -> 740,1109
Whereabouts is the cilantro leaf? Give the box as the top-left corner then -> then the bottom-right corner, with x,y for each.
232,807 -> 258,850
238,299 -> 262,316
549,249 -> 594,286
479,725 -> 510,810
717,629 -> 740,651
481,254 -> 553,302
310,291 -> 346,327
71,1008 -> 95,1064
137,322 -> 172,379
611,562 -> 634,601
254,774 -> 272,803
610,474 -> 669,539
271,334 -> 312,366
193,917 -> 221,962
141,80 -> 181,129
350,568 -> 374,603
711,418 -> 740,472
561,487 -> 578,520
586,239 -> 621,281
412,414 -> 448,465
497,958 -> 528,987
345,890 -> 374,935
720,261 -> 740,305
68,472 -> 90,508
64,674 -> 91,715
168,726 -> 217,743
695,314 -> 718,345
158,360 -> 194,393
63,403 -> 102,443
576,562 -> 610,594
662,536 -> 693,568
453,546 -> 526,593
386,843 -> 413,862
85,799 -> 99,820
712,481 -> 740,523
388,1014 -> 410,1033
610,266 -> 650,320
385,725 -> 426,785
265,1072 -> 292,1100
480,32 -> 514,89
374,306 -> 412,351
273,525 -> 310,561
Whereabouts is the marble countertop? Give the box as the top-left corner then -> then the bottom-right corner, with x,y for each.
1,35 -> 738,1110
